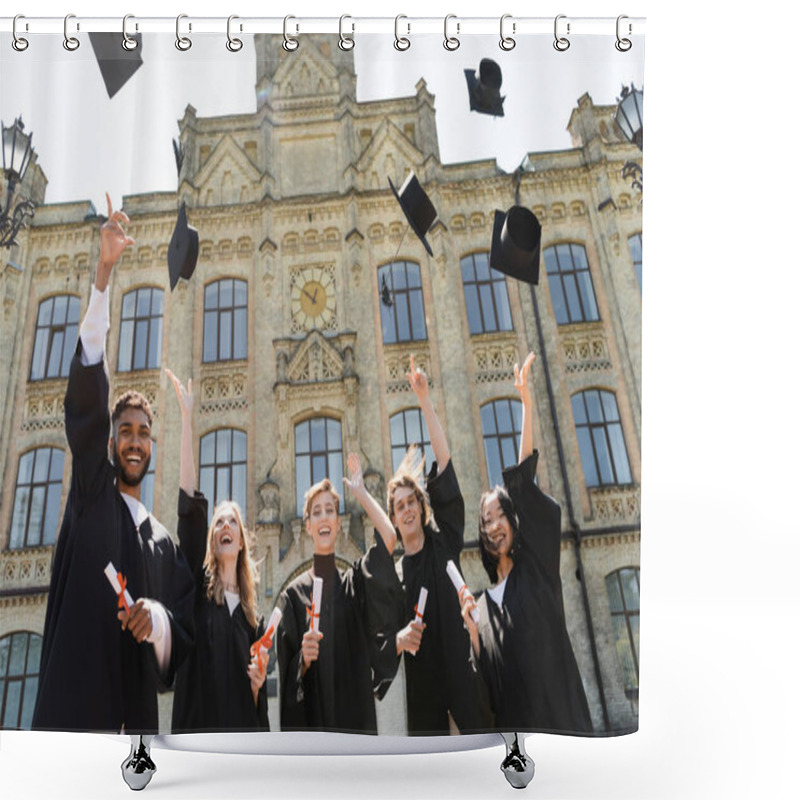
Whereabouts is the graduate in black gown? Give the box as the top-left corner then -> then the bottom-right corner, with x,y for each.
386,356 -> 490,735
32,195 -> 195,733
459,353 -> 593,734
166,370 -> 270,732
277,455 -> 402,733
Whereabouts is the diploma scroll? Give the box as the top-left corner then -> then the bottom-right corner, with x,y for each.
446,560 -> 480,624
310,576 -> 323,633
250,606 -> 283,671
414,586 -> 428,622
104,561 -> 134,613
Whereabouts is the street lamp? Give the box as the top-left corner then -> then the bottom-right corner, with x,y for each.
615,84 -> 643,192
1,117 -> 36,249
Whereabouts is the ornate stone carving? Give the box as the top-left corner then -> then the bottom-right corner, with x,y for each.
199,364 -> 248,414
560,323 -> 613,373
0,546 -> 53,592
589,485 -> 640,523
383,346 -> 432,394
22,381 -> 67,431
257,479 -> 281,524
472,337 -> 518,383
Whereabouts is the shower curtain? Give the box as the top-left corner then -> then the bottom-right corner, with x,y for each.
0,16 -> 644,742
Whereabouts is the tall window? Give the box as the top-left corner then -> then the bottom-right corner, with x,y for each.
30,295 -> 81,381
390,409 -> 433,474
628,233 -> 642,293
0,632 -> 42,730
295,417 -> 344,516
544,243 -> 600,324
571,390 -> 632,487
378,261 -> 427,344
480,399 -> 522,489
118,287 -> 164,372
203,279 -> 248,362
140,441 -> 156,514
605,567 -> 640,694
9,448 -> 64,549
199,429 -> 247,524
461,252 -> 513,335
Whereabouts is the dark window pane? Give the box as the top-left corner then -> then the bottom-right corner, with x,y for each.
390,413 -> 404,441
327,420 -> 342,451
233,309 -> 247,359
232,465 -> 247,515
479,284 -> 497,331
8,635 -> 27,676
563,274 -> 582,321
608,424 -> 632,484
147,318 -> 162,368
484,439 -> 502,489
19,451 -> 34,484
592,428 -> 615,484
67,297 -> 81,323
601,391 -> 620,422
328,456 -> 344,506
233,430 -> 247,463
43,484 -> 61,545
33,449 -> 50,483
61,324 -> 79,376
217,430 -> 231,463
234,280 -> 247,307
409,292 -> 426,340
312,455 -> 326,483
204,311 -> 218,362
395,293 -> 411,341
205,282 -> 219,310
380,301 -> 396,345
52,296 -> 67,325
200,434 -> 215,466
20,676 -> 38,729
495,401 -> 513,434
571,245 -> 588,269
121,292 -> 136,318
26,635 -> 41,673
38,298 -> 53,326
219,310 -> 232,360
49,449 -> 65,481
220,280 -> 233,308
0,638 -> 8,673
199,468 -> 214,506
30,329 -> 49,380
118,320 -> 133,371
136,290 -> 151,317
547,275 -> 568,324
494,282 -> 512,330
216,467 -> 230,503
407,265 -> 421,288
461,258 -> 475,282
3,681 -> 21,727
544,249 -> 559,274
392,266 -> 407,290
151,290 -> 164,315
310,418 -> 326,451
10,487 -> 29,549
577,271 -> 599,320
296,455 -> 310,515
480,404 -> 496,435
585,391 -> 603,423
405,412 -> 421,444
464,285 -> 482,334
27,486 -> 46,546
576,428 -> 599,487
605,574 -> 624,613
46,331 -> 64,377
474,254 -> 490,281
133,320 -> 148,370
500,436 -> 517,469
295,421 -> 310,454
620,569 -> 640,611
555,243 -> 571,263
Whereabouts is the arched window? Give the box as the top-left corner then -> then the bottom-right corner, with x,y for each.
389,408 -> 433,474
117,287 -> 164,372
628,233 -> 642,293
294,417 -> 344,517
571,390 -> 632,487
460,252 -> 513,335
9,447 -> 64,549
544,243 -> 600,324
605,567 -> 640,695
203,279 -> 248,362
0,632 -> 42,730
199,429 -> 247,524
378,261 -> 427,344
480,399 -> 522,489
29,295 -> 81,381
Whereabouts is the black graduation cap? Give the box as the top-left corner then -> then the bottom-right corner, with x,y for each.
380,274 -> 394,307
388,172 -> 437,257
167,202 -> 199,291
490,207 -> 542,285
89,32 -> 144,99
464,59 -> 505,117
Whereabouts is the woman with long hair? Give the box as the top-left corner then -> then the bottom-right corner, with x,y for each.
458,353 -> 592,734
166,369 -> 270,732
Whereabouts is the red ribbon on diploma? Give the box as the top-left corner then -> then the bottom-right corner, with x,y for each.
250,627 -> 275,672
305,601 -> 320,631
117,573 -> 131,613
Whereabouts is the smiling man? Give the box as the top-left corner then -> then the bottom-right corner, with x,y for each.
32,195 -> 195,734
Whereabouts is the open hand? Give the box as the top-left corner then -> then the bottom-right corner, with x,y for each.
514,352 -> 535,403
405,354 -> 429,401
164,367 -> 193,416
343,452 -> 365,498
100,192 -> 135,269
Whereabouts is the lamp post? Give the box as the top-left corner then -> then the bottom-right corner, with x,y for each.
615,84 -> 643,192
1,117 -> 36,249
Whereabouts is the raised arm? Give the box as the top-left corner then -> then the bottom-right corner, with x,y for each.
343,452 -> 396,554
165,369 -> 195,495
515,353 -> 536,464
406,354 -> 449,471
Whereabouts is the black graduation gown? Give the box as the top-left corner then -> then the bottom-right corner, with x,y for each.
474,451 -> 593,734
277,533 -> 401,734
171,490 -> 269,732
395,460 -> 492,735
32,344 -> 195,733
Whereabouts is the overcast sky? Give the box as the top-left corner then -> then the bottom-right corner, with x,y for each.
0,29 -> 643,208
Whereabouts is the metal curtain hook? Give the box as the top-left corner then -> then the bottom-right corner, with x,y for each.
226,15 -> 242,52
499,14 -> 516,51
283,15 -> 299,51
122,15 -> 138,51
12,15 -> 29,51
615,15 -> 632,51
444,14 -> 460,51
176,14 -> 192,51
554,14 -> 570,51
63,14 -> 80,51
339,15 -> 355,50
394,15 -> 410,51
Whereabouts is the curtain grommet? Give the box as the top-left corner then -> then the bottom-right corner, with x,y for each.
499,14 -> 516,52
394,15 -> 411,51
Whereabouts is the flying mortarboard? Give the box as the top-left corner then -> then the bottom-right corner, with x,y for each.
89,32 -> 144,99
388,172 -> 437,257
490,206 -> 542,285
464,58 -> 505,117
167,202 -> 199,291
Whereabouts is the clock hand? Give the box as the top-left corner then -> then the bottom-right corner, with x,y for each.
312,288 -> 318,303
302,288 -> 316,303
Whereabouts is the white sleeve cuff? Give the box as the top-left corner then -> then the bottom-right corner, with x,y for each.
145,600 -> 172,676
79,285 -> 110,366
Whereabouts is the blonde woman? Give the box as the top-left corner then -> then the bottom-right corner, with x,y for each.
166,369 -> 269,732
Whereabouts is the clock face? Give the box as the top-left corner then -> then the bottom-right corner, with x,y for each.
291,268 -> 336,331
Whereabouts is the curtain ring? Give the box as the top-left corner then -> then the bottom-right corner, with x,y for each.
226,15 -> 242,52
339,15 -> 355,51
554,14 -> 570,51
394,15 -> 410,51
499,14 -> 515,51
12,15 -> 29,52
122,15 -> 138,51
176,14 -> 192,51
63,14 -> 80,51
615,15 -> 632,52
283,15 -> 299,51
443,14 -> 460,51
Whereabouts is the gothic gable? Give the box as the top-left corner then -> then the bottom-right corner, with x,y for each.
352,119 -> 426,190
271,42 -> 341,103
285,330 -> 345,384
192,135 -> 262,205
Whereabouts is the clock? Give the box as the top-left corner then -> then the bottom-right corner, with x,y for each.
291,267 -> 336,331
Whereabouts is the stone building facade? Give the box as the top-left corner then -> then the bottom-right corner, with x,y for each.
0,36 -> 642,735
